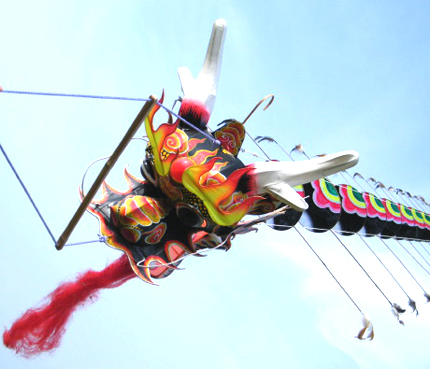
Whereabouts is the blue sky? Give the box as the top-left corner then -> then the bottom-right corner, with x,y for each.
1,1 -> 430,368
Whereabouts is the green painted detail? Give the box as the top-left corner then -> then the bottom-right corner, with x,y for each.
404,207 -> 412,216
401,205 -> 414,220
351,187 -> 365,203
386,201 -> 401,217
412,208 -> 424,222
373,196 -> 384,208
391,203 -> 400,212
325,180 -> 338,197
369,194 -> 386,213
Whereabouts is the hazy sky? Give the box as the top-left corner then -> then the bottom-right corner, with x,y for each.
1,1 -> 430,368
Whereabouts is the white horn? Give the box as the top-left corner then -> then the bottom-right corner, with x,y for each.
250,150 -> 359,211
178,19 -> 227,114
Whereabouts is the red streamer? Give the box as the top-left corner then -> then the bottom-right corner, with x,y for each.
3,254 -> 136,357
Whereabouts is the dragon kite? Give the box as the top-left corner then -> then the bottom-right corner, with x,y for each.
3,19 -> 429,357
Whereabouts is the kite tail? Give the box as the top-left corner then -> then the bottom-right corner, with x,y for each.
3,254 -> 136,357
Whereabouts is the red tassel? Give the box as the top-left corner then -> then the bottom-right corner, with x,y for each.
3,254 -> 136,357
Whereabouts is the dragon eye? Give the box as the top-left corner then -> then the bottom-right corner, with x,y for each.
175,203 -> 206,228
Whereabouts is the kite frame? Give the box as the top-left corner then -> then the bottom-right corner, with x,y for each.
56,95 -> 158,250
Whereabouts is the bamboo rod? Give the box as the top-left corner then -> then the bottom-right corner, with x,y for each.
56,95 -> 158,250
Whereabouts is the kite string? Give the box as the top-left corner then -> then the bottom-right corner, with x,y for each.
258,140 -> 394,307
357,233 -> 413,301
292,226 -> 365,316
1,143 -> 116,248
380,237 -> 428,294
418,242 -> 430,259
0,88 -> 220,146
396,240 -> 430,276
407,241 -> 430,270
0,89 -> 151,102
255,138 -> 373,320
64,236 -> 107,247
330,230 -> 394,308
0,143 -> 58,246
